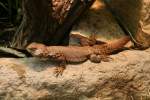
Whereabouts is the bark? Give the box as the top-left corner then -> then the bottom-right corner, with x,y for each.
11,0 -> 95,49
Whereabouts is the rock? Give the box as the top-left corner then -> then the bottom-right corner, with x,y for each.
0,48 -> 150,100
70,0 -> 126,44
106,0 -> 150,48
71,0 -> 150,48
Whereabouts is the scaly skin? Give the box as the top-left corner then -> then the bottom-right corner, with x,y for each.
27,44 -> 94,76
70,33 -> 106,46
27,36 -> 130,76
27,44 -> 93,62
92,36 -> 130,55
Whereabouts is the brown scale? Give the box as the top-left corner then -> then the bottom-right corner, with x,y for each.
46,46 -> 92,62
92,36 -> 130,55
27,35 -> 130,77
65,55 -> 88,62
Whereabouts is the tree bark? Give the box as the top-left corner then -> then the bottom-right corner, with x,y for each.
11,0 -> 95,49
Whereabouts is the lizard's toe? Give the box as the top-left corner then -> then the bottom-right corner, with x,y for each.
54,67 -> 65,77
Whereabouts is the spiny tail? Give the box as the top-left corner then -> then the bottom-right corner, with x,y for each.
94,36 -> 130,54
105,36 -> 130,54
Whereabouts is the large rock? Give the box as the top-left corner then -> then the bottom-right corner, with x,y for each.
103,0 -> 150,48
71,0 -> 150,48
0,48 -> 150,100
70,0 -> 126,43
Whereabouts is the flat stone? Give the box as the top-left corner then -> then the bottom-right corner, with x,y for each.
0,48 -> 150,99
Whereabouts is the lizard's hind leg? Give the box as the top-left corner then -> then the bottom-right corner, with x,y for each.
70,33 -> 106,46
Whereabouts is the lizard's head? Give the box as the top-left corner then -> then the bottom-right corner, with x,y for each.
26,42 -> 48,57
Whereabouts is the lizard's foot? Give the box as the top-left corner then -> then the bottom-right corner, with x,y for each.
54,66 -> 65,77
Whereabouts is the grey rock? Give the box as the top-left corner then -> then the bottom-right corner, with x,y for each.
0,48 -> 150,100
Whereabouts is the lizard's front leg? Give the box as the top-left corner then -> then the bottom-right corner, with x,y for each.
54,61 -> 66,77
52,53 -> 66,77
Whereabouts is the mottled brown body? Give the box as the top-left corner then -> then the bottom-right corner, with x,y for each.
27,36 -> 130,76
92,36 -> 130,55
46,46 -> 93,62
27,44 -> 94,62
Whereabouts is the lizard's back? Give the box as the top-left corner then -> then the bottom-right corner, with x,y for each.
47,46 -> 93,62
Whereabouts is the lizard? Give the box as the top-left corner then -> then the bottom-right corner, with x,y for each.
26,36 -> 130,77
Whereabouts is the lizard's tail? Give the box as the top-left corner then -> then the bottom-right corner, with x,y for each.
106,36 -> 130,54
94,36 -> 130,54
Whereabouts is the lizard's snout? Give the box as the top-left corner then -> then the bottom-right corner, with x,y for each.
27,48 -> 44,57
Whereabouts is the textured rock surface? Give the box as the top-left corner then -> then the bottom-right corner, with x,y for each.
70,0 -> 150,48
104,0 -> 150,48
0,48 -> 150,100
70,0 -> 126,43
